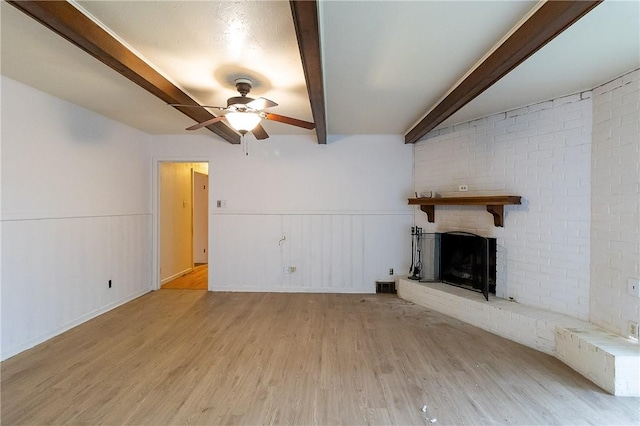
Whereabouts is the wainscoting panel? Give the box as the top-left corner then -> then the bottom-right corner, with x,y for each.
211,213 -> 412,293
210,214 -> 284,291
1,215 -> 152,360
108,215 -> 153,301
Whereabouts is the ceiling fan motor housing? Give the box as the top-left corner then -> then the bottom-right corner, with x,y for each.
228,78 -> 255,108
227,96 -> 254,107
234,78 -> 252,96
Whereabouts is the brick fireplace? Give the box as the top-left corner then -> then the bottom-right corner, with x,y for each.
409,69 -> 640,396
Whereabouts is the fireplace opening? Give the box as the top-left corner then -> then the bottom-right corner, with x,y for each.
440,232 -> 496,300
411,231 -> 496,301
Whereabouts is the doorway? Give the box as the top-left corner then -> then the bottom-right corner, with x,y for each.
158,162 -> 209,290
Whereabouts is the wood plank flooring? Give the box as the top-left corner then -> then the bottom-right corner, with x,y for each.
161,264 -> 208,289
2,291 -> 638,425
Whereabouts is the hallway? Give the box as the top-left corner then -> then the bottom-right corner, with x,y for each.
161,264 -> 207,290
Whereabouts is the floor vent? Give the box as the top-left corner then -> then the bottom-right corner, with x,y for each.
376,281 -> 396,294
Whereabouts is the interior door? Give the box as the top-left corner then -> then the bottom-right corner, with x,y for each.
193,171 -> 209,264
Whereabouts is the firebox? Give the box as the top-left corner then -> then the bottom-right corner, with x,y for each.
439,232 -> 496,300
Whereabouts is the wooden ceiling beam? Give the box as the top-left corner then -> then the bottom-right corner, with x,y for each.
7,0 -> 240,144
290,0 -> 327,144
405,0 -> 602,144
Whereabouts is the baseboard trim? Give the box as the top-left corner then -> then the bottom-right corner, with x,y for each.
1,287 -> 152,361
211,285 -> 375,294
160,267 -> 193,285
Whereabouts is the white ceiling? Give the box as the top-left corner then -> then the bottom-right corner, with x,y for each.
1,0 -> 639,141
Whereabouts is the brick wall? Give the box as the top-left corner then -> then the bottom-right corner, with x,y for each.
414,91 -> 593,320
591,69 -> 640,336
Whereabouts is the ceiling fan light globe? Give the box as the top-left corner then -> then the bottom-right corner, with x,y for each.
226,112 -> 261,132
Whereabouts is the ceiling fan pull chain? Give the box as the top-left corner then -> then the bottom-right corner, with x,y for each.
241,133 -> 249,156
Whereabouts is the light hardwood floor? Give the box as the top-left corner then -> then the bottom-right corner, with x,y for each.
161,264 -> 208,290
2,291 -> 638,425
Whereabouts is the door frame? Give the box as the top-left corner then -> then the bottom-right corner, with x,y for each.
152,157 -> 211,291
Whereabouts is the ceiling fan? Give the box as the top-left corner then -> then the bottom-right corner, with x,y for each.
170,78 -> 315,140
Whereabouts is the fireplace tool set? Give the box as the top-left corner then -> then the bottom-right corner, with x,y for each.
409,226 -> 423,280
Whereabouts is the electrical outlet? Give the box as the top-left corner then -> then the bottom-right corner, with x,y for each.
459,184 -> 469,192
283,266 -> 296,274
628,278 -> 640,297
628,321 -> 639,340
389,268 -> 394,275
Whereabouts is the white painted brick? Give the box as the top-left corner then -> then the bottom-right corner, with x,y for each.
527,116 -> 554,129
581,91 -> 593,100
594,77 -> 625,96
553,93 -> 582,107
506,122 -> 529,133
514,113 -> 535,125
493,116 -> 516,129
507,106 -> 529,118
590,69 -> 640,339
487,112 -> 506,124
592,87 -> 611,104
564,117 -> 590,131
414,68 -> 638,342
454,122 -> 470,132
528,101 -> 554,113
554,109 -> 583,123
595,96 -> 622,114
613,80 -> 639,99
622,69 -> 640,84
537,122 -> 564,135
469,117 -> 488,127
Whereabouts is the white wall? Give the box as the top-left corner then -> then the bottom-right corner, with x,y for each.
414,93 -> 593,319
591,69 -> 640,337
152,134 -> 414,292
1,76 -> 153,360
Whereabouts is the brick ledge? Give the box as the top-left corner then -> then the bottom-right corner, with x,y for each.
398,278 -> 639,396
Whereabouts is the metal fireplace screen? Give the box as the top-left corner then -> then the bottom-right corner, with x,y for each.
411,231 -> 496,301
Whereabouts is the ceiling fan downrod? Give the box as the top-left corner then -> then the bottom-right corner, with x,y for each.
234,78 -> 252,97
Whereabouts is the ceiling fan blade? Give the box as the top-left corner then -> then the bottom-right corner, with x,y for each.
252,123 -> 269,140
170,103 -> 226,111
264,113 -> 315,129
246,97 -> 278,110
186,115 -> 226,131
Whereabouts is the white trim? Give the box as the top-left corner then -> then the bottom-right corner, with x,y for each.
160,267 -> 194,285
210,286 -> 376,294
152,157 -> 211,291
211,210 -> 413,216
1,212 -> 151,222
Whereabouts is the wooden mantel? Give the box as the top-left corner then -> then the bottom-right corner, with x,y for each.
408,195 -> 522,227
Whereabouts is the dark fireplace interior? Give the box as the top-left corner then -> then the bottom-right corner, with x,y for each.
439,232 -> 496,300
